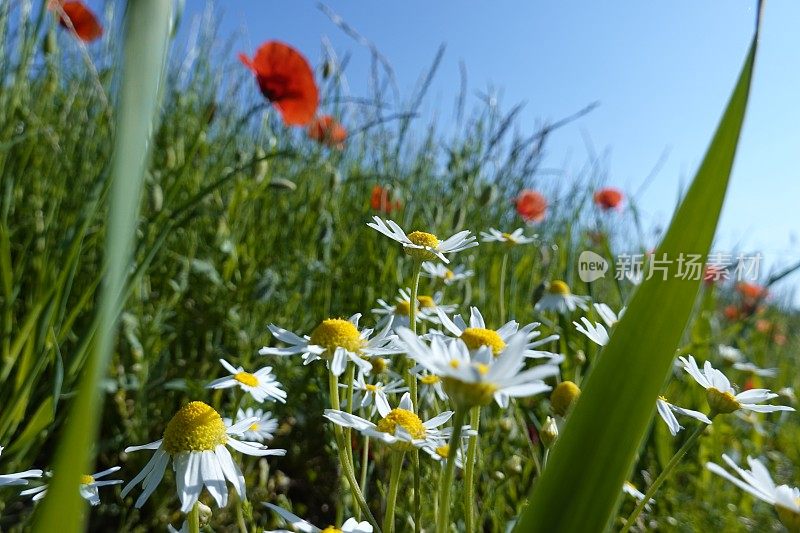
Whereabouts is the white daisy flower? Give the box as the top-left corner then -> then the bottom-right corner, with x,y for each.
573,317 -> 609,347
121,401 -> 286,512
259,314 -> 401,377
414,369 -> 447,404
324,391 -> 455,450
718,344 -> 745,364
206,359 -> 286,404
372,288 -> 457,330
223,408 -> 278,443
593,303 -> 625,327
434,306 -> 562,361
265,502 -> 373,532
479,228 -> 537,245
655,397 -> 712,436
421,262 -> 473,285
422,442 -> 466,469
367,216 -> 478,263
347,373 -> 408,413
534,280 -> 590,314
398,328 -> 559,409
622,481 -> 654,508
679,355 -> 795,415
733,362 -> 778,378
706,454 -> 800,531
20,467 -> 123,506
0,447 -> 43,487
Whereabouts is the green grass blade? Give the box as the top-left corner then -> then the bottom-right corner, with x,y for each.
514,8 -> 762,533
31,2 -> 172,532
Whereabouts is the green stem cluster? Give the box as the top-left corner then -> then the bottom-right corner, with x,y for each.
463,406 -> 481,532
437,407 -> 468,533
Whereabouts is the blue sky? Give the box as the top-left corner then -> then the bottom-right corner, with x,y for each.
183,1 -> 799,302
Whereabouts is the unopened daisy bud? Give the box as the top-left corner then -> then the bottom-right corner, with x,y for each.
574,350 -> 587,365
551,381 -> 581,417
541,416 -> 559,448
197,502 -> 212,525
505,455 -> 523,474
498,417 -> 514,432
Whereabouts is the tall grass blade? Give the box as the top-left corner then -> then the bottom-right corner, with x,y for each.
513,6 -> 762,532
32,2 -> 172,531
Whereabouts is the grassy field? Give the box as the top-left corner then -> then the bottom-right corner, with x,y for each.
0,1 -> 798,532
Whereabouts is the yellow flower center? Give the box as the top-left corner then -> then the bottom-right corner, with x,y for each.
80,474 -> 95,485
475,363 -> 490,375
234,371 -> 259,387
417,295 -> 436,308
443,377 -> 498,407
706,387 -> 740,415
376,408 -> 426,440
320,527 -> 344,533
248,422 -> 260,432
395,300 -> 412,316
420,374 -> 440,385
501,232 -> 518,244
370,356 -> 389,374
551,381 -> 581,416
435,444 -> 450,458
658,395 -> 668,402
449,360 -> 460,369
365,384 -> 379,392
460,327 -> 506,356
444,269 -> 454,280
405,231 -> 440,261
776,504 -> 800,532
548,280 -> 571,295
163,401 -> 228,454
310,319 -> 365,354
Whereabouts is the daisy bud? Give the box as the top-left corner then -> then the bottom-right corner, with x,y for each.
198,502 -> 212,525
551,381 -> 581,417
541,416 -> 559,448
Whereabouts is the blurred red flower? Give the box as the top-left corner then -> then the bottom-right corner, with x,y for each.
239,41 -> 319,126
737,282 -> 767,301
307,115 -> 347,149
370,185 -> 401,214
593,187 -> 624,211
51,1 -> 103,42
515,189 -> 547,223
723,305 -> 740,321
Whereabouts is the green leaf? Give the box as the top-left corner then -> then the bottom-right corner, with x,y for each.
31,2 -> 172,532
513,7 -> 762,533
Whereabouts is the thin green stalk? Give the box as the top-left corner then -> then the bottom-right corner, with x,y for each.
499,250 -> 509,323
360,436 -> 370,498
345,363 -> 358,519
437,407 -> 467,533
383,450 -> 406,533
328,371 -> 382,532
620,421 -> 711,533
188,501 -> 201,533
463,406 -> 481,533
407,259 -> 423,533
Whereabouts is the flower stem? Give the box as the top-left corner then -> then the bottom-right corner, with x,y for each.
620,421 -> 710,533
407,260 -> 423,533
499,251 -> 509,324
463,406 -> 481,533
437,407 -> 467,533
383,451 -> 406,533
328,371 -> 383,533
360,436 -> 370,497
188,501 -> 200,533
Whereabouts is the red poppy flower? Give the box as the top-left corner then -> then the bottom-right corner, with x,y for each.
51,1 -> 103,42
515,189 -> 548,223
723,305 -> 740,321
593,187 -> 624,211
370,185 -> 401,214
736,282 -> 767,300
239,41 -> 319,126
307,115 -> 347,149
